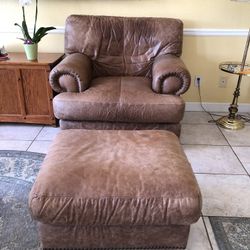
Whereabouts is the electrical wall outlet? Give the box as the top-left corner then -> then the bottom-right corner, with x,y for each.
218,76 -> 228,88
194,75 -> 202,87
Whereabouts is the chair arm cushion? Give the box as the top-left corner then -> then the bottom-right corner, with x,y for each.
152,55 -> 191,95
49,53 -> 92,93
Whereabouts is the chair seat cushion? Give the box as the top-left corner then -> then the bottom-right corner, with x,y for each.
53,76 -> 185,123
29,130 -> 202,227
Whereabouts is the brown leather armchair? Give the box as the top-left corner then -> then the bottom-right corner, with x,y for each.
49,15 -> 191,136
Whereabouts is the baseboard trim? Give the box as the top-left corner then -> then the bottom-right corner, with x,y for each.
184,28 -> 248,36
0,27 -> 249,37
185,102 -> 250,113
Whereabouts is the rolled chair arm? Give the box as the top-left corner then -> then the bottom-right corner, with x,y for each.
152,55 -> 191,95
49,53 -> 92,93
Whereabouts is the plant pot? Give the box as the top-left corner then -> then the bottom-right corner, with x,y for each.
24,43 -> 38,61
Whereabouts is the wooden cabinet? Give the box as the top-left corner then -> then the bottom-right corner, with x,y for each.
0,53 -> 63,125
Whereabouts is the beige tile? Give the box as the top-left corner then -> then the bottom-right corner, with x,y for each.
220,126 -> 250,146
211,112 -> 228,121
183,145 -> 246,174
28,141 -> 52,154
203,217 -> 219,250
182,112 -> 213,124
196,174 -> 250,217
243,116 -> 250,126
244,163 -> 250,174
0,140 -> 32,151
186,218 -> 212,250
233,146 -> 250,174
238,113 -> 250,126
180,124 -> 228,145
0,124 -> 42,140
36,126 -> 61,141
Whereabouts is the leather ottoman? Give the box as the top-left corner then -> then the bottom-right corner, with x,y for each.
29,130 -> 202,249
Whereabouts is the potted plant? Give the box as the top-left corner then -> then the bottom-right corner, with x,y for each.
15,0 -> 56,61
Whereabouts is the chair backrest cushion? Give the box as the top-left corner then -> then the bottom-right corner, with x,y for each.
65,15 -> 183,77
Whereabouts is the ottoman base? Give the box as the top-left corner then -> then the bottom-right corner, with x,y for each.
39,223 -> 189,249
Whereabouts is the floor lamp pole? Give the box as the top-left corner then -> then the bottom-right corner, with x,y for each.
216,28 -> 250,130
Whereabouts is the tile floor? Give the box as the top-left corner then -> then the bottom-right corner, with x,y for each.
1,111 -> 250,250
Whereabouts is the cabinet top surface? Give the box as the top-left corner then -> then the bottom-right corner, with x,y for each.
0,52 -> 63,66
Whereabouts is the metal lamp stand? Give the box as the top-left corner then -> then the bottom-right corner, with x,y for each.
216,28 -> 250,130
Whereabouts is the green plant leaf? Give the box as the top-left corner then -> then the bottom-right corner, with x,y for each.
17,38 -> 26,42
14,23 -> 24,32
14,23 -> 22,29
14,23 -> 26,38
33,26 -> 56,43
22,20 -> 32,41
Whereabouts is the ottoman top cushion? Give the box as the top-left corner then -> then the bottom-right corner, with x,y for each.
29,130 -> 201,226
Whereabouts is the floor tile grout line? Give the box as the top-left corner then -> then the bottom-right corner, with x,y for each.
0,139 -> 54,142
181,122 -> 230,147
230,147 -> 250,176
201,216 -> 214,250
181,122 -> 219,126
181,143 -> 230,146
181,142 -> 250,147
216,125 -> 250,176
207,111 -> 214,125
26,125 -> 45,152
203,215 -> 250,219
182,122 -> 250,145
216,125 -> 232,146
181,122 -> 250,126
194,172 -> 248,176
0,139 -> 36,141
182,144 -> 238,148
182,144 -> 249,176
195,173 -> 248,177
29,140 -> 53,142
181,122 -> 216,125
181,119 -> 249,177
